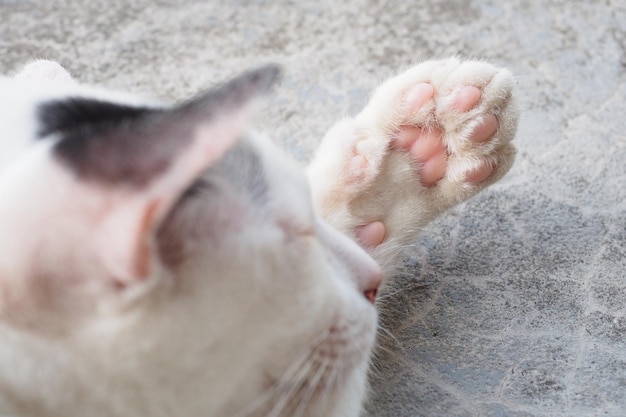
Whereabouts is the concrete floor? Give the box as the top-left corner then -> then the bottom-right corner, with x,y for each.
1,0 -> 625,416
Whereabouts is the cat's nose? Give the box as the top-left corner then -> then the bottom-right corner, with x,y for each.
363,265 -> 382,304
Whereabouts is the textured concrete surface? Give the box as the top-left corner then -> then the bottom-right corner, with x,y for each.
1,0 -> 625,416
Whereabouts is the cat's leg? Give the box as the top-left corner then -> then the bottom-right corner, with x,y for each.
307,58 -> 518,280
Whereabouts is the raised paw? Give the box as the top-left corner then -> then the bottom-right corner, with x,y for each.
354,86 -> 498,248
307,58 -> 519,273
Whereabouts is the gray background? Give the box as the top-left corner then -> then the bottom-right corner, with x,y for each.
1,0 -> 625,416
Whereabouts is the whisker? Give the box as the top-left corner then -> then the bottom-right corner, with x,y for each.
266,359 -> 314,417
316,360 -> 345,417
264,330 -> 332,417
375,287 -> 405,301
236,351 -> 310,416
235,330 -> 330,417
377,325 -> 405,353
291,356 -> 330,417
319,357 -> 339,407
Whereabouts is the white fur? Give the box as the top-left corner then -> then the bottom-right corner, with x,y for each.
0,58 -> 518,417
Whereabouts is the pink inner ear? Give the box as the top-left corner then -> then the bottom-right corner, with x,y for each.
133,200 -> 161,281
15,60 -> 74,83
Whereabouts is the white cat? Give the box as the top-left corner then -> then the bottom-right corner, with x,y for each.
0,58 -> 517,417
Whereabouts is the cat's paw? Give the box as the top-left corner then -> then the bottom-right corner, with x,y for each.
308,58 -> 518,268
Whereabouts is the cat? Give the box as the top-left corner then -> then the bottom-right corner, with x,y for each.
0,58 -> 518,417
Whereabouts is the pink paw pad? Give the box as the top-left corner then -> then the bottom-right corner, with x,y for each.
392,83 -> 498,188
355,221 -> 386,249
404,82 -> 435,112
452,85 -> 482,112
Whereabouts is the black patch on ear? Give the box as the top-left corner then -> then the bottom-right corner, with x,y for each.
52,110 -> 178,187
37,98 -> 155,140
40,65 -> 281,187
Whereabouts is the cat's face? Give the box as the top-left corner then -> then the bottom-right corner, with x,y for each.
0,62 -> 380,417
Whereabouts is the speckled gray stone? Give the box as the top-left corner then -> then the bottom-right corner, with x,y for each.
1,0 -> 625,416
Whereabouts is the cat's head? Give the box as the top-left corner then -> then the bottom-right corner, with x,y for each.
0,61 -> 380,417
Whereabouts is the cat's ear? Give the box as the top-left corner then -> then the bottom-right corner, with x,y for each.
46,65 -> 280,286
14,59 -> 75,83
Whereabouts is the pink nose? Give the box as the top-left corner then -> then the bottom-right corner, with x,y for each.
363,265 -> 382,304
